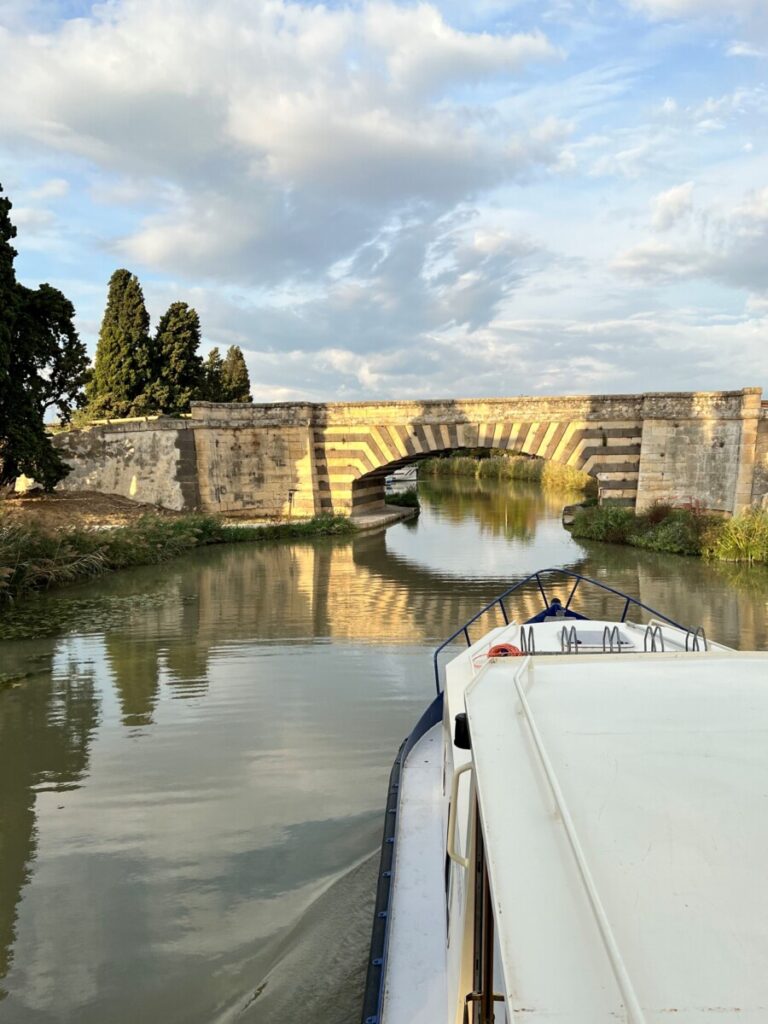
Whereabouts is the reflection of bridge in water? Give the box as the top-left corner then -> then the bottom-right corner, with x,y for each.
68,529 -> 768,703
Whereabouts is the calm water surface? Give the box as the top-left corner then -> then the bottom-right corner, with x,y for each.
1,477 -> 768,1023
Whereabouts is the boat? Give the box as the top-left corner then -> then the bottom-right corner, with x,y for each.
385,465 -> 418,491
361,568 -> 768,1024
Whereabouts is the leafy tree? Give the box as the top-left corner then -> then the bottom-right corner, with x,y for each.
0,184 -> 88,491
151,302 -> 203,414
86,269 -> 154,418
221,345 -> 252,403
202,346 -> 225,402
0,187 -> 18,416
18,284 -> 88,421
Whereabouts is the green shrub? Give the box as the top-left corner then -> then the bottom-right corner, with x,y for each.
476,455 -> 540,481
386,487 -> 420,508
570,502 -> 768,563
630,510 -> 703,556
644,501 -> 674,525
445,455 -> 479,476
541,461 -> 597,494
701,508 -> 768,563
571,505 -> 634,543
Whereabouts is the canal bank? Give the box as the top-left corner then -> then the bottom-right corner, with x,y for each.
570,502 -> 768,563
0,492 -> 418,606
1,476 -> 768,1024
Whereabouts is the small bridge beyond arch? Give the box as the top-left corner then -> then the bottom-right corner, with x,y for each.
54,389 -> 767,517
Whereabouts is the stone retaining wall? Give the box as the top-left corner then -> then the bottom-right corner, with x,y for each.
55,419 -> 198,511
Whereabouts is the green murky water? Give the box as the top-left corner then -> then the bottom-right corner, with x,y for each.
1,477 -> 767,1023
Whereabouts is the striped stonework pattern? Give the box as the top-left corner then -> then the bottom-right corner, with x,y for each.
314,420 -> 642,515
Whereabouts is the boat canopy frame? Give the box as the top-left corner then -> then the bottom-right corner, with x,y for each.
432,568 -> 700,694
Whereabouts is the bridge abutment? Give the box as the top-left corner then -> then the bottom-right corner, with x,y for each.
634,389 -> 764,514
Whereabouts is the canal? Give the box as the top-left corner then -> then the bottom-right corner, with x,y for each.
1,476 -> 767,1023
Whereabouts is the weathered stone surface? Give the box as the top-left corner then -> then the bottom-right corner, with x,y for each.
193,425 -> 318,517
54,419 -> 194,511
753,411 -> 768,508
635,420 -> 742,512
53,389 -> 766,517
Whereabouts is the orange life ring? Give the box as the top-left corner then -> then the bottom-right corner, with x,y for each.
487,643 -> 523,658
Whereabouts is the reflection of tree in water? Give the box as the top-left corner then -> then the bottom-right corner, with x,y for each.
105,580 -> 219,723
0,645 -> 99,998
107,635 -> 161,727
418,476 -> 551,542
101,541 -> 328,722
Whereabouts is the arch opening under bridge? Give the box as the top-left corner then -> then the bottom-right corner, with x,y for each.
321,419 -> 643,516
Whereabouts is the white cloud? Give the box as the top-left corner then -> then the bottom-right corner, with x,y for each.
236,308 -> 768,400
0,0 -> 563,284
9,205 -> 55,229
28,177 -> 69,200
694,87 -> 768,121
651,181 -> 694,230
579,84 -> 768,184
616,185 -> 768,295
590,137 -> 661,179
364,6 -> 558,95
727,41 -> 768,58
614,238 -> 707,281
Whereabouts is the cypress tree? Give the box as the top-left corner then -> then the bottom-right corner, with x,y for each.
86,269 -> 154,418
221,345 -> 252,403
0,183 -> 88,490
151,302 -> 203,414
202,347 -> 225,402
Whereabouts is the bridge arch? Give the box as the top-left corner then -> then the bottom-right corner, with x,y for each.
315,414 -> 643,516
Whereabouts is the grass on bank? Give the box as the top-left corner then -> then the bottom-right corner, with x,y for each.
0,512 -> 355,602
385,486 -> 420,509
571,503 -> 768,563
421,451 -> 596,495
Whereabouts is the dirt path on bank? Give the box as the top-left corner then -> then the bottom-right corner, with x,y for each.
1,491 -> 181,531
2,490 -> 416,534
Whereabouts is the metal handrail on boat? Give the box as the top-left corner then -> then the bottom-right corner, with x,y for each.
432,568 -> 697,694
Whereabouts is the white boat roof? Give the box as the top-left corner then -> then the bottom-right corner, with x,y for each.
465,651 -> 768,1023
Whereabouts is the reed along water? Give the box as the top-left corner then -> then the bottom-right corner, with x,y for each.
2,476 -> 768,1024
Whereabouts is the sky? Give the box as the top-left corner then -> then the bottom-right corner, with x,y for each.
1,0 -> 767,401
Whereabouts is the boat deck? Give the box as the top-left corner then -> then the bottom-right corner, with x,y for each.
381,723 -> 447,1024
465,652 -> 768,1022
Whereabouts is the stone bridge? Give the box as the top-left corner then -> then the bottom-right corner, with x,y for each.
54,388 -> 768,517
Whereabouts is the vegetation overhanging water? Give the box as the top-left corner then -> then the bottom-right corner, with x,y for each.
571,502 -> 768,563
0,512 -> 355,608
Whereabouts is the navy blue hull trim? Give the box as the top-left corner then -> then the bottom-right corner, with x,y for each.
361,691 -> 444,1024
